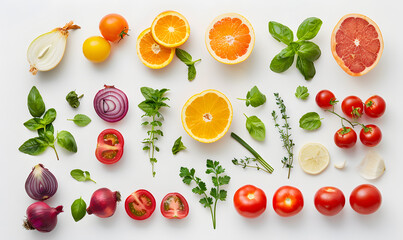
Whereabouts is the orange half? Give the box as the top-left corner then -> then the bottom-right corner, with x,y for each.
151,11 -> 190,48
136,28 -> 175,69
206,13 -> 255,64
181,90 -> 233,143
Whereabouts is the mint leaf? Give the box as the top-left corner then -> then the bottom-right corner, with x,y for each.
295,86 -> 309,100
176,48 -> 201,81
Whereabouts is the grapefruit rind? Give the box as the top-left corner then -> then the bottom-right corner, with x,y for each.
331,13 -> 384,76
205,13 -> 255,65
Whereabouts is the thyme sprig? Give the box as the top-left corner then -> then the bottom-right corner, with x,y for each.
232,157 -> 271,174
272,93 -> 295,179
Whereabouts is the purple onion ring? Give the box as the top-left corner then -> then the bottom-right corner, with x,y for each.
94,85 -> 129,122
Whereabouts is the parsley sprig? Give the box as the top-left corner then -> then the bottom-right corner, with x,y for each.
138,87 -> 169,177
272,93 -> 295,179
179,160 -> 230,229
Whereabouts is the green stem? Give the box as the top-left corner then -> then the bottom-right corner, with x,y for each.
231,132 -> 274,173
151,115 -> 156,177
192,176 -> 215,229
50,145 -> 59,160
326,109 -> 366,129
233,162 -> 271,173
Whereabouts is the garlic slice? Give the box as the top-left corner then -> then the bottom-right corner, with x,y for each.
27,21 -> 80,75
358,150 -> 385,180
334,160 -> 346,169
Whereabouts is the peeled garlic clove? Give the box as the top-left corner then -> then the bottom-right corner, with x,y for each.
358,150 -> 385,180
27,21 -> 80,75
334,160 -> 346,169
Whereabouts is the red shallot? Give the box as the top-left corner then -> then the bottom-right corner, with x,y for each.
23,202 -> 63,232
87,188 -> 121,218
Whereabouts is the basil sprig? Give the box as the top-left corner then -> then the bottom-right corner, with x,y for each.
175,48 -> 201,81
237,86 -> 266,107
269,17 -> 322,80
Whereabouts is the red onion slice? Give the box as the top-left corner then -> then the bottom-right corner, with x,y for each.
94,85 -> 129,122
25,164 -> 58,201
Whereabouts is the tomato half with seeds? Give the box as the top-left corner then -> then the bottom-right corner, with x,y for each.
272,186 -> 304,217
125,189 -> 156,220
95,129 -> 124,164
160,193 -> 189,219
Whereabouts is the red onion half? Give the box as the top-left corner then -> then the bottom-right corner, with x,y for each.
94,85 -> 129,122
25,164 -> 58,201
23,202 -> 63,232
86,188 -> 121,218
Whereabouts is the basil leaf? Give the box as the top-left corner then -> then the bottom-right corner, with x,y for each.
295,86 -> 309,100
245,115 -> 266,141
240,86 -> 266,107
140,87 -> 156,101
270,46 -> 295,73
66,91 -> 83,108
297,17 -> 323,41
44,131 -> 55,144
27,86 -> 45,117
68,114 -> 91,127
176,48 -> 193,64
24,118 -> 44,130
57,130 -> 77,153
70,169 -> 96,183
188,64 -> 197,81
296,56 -> 316,80
172,136 -> 187,155
297,41 -> 321,61
299,112 -> 322,130
71,197 -> 87,222
268,21 -> 294,45
19,137 -> 49,155
41,108 -> 57,125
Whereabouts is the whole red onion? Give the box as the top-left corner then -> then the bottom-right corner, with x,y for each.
23,202 -> 63,232
25,164 -> 58,200
86,188 -> 121,218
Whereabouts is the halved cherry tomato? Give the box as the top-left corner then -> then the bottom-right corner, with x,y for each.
341,96 -> 363,119
360,124 -> 382,147
334,127 -> 357,148
272,186 -> 303,217
160,193 -> 189,219
314,187 -> 345,216
364,95 -> 386,118
99,13 -> 129,42
233,185 -> 267,218
95,129 -> 124,164
125,189 -> 156,220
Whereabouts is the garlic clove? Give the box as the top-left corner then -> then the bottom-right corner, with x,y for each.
334,160 -> 346,169
358,150 -> 385,180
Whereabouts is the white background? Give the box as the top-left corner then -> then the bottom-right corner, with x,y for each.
1,0 -> 402,239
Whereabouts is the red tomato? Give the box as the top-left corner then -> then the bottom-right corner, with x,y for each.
160,193 -> 189,219
350,184 -> 382,215
125,189 -> 156,220
341,96 -> 363,118
95,129 -> 124,164
314,187 -> 345,216
233,185 -> 267,218
360,124 -> 382,147
272,186 -> 303,217
334,127 -> 357,148
315,90 -> 337,109
99,13 -> 129,42
364,95 -> 386,118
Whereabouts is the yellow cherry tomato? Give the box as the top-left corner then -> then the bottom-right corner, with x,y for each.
83,36 -> 111,62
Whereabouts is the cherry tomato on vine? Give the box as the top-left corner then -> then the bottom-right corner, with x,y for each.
99,13 -> 129,42
314,187 -> 345,216
341,96 -> 363,118
315,90 -> 337,109
233,185 -> 267,218
82,36 -> 111,63
272,186 -> 303,217
125,189 -> 156,220
360,124 -> 382,147
350,184 -> 382,215
160,193 -> 189,219
364,95 -> 386,118
334,127 -> 357,148
95,129 -> 124,164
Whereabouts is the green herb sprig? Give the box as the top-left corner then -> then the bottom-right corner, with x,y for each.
295,86 -> 309,100
138,87 -> 169,177
237,86 -> 266,107
179,159 -> 230,229
272,93 -> 295,178
176,48 -> 201,81
70,169 -> 96,183
232,156 -> 271,174
269,17 -> 322,80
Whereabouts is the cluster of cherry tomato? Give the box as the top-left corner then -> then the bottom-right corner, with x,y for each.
233,184 -> 382,218
83,14 -> 129,62
125,190 -> 189,220
315,90 -> 386,148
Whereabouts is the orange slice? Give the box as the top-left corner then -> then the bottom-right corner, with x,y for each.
331,14 -> 384,76
181,90 -> 233,143
136,28 -> 175,69
151,11 -> 190,48
206,13 -> 255,64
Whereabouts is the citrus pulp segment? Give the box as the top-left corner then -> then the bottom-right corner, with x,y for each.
206,13 -> 255,64
136,28 -> 175,69
181,90 -> 233,143
298,143 -> 330,175
151,11 -> 190,48
331,13 -> 383,76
